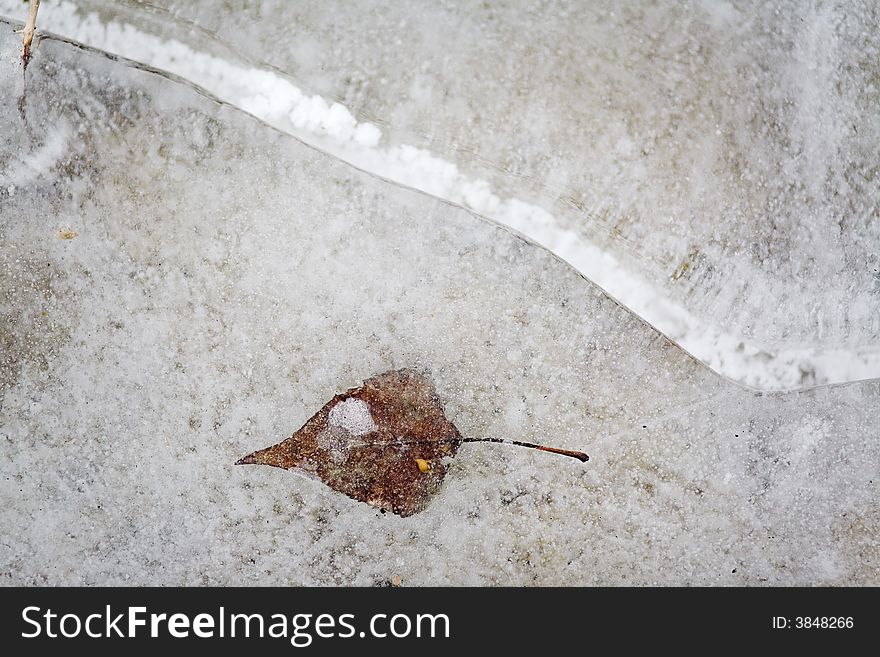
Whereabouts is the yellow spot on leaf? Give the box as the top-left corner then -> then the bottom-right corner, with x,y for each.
416,458 -> 430,473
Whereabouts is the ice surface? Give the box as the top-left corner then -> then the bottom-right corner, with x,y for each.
5,0 -> 877,389
0,22 -> 878,585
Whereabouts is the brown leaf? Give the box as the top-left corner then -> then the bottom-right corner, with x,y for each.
237,369 -> 462,517
236,368 -> 589,517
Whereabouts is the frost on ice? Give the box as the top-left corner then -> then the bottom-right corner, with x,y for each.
0,20 -> 877,585
10,0 -> 879,389
327,398 -> 378,437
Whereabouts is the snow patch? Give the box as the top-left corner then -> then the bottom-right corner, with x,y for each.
0,123 -> 70,187
328,398 -> 378,437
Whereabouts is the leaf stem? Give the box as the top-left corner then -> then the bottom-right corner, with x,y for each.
460,437 -> 589,462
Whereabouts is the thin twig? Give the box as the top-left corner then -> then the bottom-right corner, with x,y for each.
461,437 -> 589,462
22,0 -> 41,68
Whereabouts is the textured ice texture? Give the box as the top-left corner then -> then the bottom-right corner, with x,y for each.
8,0 -> 877,389
1,25 -> 878,585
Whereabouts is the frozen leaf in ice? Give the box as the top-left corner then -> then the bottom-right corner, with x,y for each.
236,369 -> 588,517
237,369 -> 463,517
